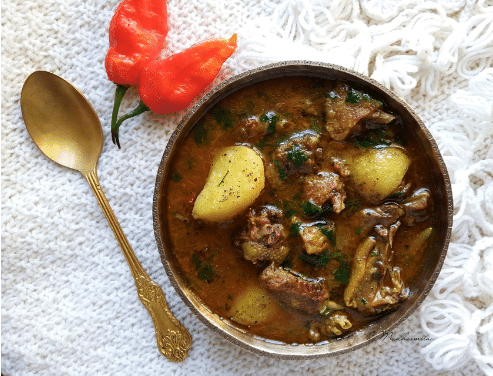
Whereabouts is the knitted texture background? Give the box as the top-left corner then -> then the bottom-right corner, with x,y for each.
2,0 -> 493,375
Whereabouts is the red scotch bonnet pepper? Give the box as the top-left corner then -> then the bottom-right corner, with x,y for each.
105,0 -> 169,139
111,34 -> 238,148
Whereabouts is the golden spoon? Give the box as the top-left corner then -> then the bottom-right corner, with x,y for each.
20,71 -> 192,362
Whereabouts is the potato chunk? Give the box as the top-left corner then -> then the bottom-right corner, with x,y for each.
192,146 -> 265,221
350,147 -> 410,203
230,286 -> 278,326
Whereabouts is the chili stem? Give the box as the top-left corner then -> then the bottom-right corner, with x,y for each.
111,101 -> 150,148
111,84 -> 129,131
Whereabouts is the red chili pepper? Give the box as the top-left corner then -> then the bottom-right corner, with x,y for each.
111,34 -> 237,148
105,0 -> 168,136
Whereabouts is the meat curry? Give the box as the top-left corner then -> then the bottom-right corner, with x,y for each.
163,77 -> 433,344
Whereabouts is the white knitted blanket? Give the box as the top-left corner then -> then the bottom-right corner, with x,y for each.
2,0 -> 493,375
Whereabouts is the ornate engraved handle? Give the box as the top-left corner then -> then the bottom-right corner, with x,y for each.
84,168 -> 192,361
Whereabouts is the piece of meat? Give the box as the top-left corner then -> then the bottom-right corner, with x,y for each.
259,263 -> 329,314
402,188 -> 430,225
299,222 -> 335,255
349,204 -> 405,239
303,172 -> 347,213
235,116 -> 267,141
236,207 -> 289,265
325,82 -> 395,141
274,131 -> 322,175
308,311 -> 353,341
344,236 -> 408,315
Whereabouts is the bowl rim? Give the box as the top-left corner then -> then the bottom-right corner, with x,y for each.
152,60 -> 453,359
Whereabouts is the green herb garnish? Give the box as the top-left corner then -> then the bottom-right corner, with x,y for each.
196,255 -> 219,283
285,208 -> 298,217
334,261 -> 350,284
260,111 -> 278,134
281,258 -> 293,270
355,227 -> 362,236
299,250 -> 331,268
361,93 -> 382,105
193,120 -> 208,145
345,199 -> 361,212
273,159 -> 287,179
213,107 -> 233,130
353,128 -> 391,149
287,144 -> 308,166
290,221 -> 302,237
346,88 -> 362,104
191,254 -> 202,271
171,171 -> 182,182
345,88 -> 382,105
361,298 -> 367,305
310,116 -> 323,134
301,200 -> 322,217
318,226 -> 336,246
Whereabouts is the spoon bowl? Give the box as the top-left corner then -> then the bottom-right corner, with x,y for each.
21,71 -> 102,174
20,71 -> 192,362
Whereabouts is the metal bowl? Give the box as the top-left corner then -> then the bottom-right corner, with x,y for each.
152,61 -> 453,358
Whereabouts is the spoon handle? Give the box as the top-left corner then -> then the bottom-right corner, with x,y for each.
84,167 -> 192,362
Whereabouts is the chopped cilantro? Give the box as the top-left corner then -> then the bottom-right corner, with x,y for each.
281,258 -> 293,270
212,107 -> 233,130
355,227 -> 362,236
292,191 -> 302,202
305,321 -> 311,329
255,138 -> 271,151
171,171 -> 182,182
260,112 -> 278,134
196,255 -> 219,283
310,116 -> 323,134
318,226 -> 336,246
361,93 -> 382,105
193,120 -> 208,145
257,90 -> 269,100
191,254 -> 202,271
361,298 -> 367,305
273,159 -> 286,179
301,200 -> 322,217
287,144 -> 308,166
285,208 -> 298,217
334,261 -> 350,284
299,250 -> 331,268
346,88 -> 362,104
345,199 -> 361,212
227,294 -> 233,300
345,88 -> 382,105
353,128 -> 391,149
290,221 -> 302,237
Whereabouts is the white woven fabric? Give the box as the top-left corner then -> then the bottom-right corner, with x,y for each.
2,0 -> 493,375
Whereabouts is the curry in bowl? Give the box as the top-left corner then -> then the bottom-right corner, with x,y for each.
155,65 -> 451,353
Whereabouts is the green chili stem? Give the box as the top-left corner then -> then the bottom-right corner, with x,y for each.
111,101 -> 150,149
111,85 -> 129,129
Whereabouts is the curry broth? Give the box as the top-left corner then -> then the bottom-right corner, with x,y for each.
163,77 -> 433,344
